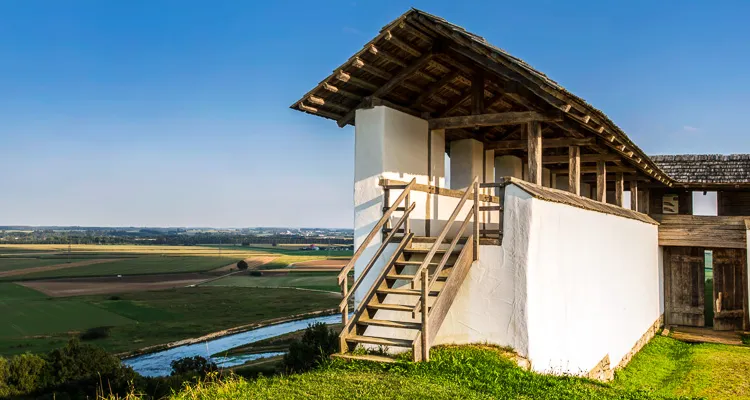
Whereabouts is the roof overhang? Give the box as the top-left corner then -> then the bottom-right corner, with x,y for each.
291,9 -> 676,186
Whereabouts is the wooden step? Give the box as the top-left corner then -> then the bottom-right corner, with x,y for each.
331,353 -> 397,363
404,247 -> 461,254
376,288 -> 439,296
345,334 -> 413,347
358,319 -> 422,329
368,303 -> 426,312
394,260 -> 451,266
386,273 -> 448,281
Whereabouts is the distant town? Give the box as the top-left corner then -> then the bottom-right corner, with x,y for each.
0,226 -> 353,246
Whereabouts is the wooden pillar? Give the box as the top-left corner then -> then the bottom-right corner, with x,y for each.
630,179 -> 639,211
527,121 -> 542,185
596,160 -> 607,202
615,173 -> 624,207
568,145 -> 580,195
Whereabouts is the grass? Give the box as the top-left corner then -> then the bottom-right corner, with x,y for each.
613,335 -> 750,399
0,286 -> 339,355
205,272 -> 341,292
0,282 -> 133,341
0,257 -> 93,272
134,345 -> 682,400
5,255 -> 241,280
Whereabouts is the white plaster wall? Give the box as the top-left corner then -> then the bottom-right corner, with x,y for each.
658,246 -> 665,315
495,155 -> 523,179
353,106 -> 442,305
524,197 -> 660,375
746,231 -> 750,328
365,185 -> 533,355
450,139 -> 484,190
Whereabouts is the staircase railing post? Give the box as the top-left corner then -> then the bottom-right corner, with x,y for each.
404,192 -> 411,235
342,281 -> 348,325
473,179 -> 479,261
421,268 -> 429,362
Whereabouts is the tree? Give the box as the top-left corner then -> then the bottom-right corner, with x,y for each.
170,356 -> 217,377
237,259 -> 249,270
282,322 -> 338,373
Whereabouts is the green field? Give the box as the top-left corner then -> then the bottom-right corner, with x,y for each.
205,272 -> 341,292
0,285 -> 340,356
0,258 -> 93,272
7,255 -> 239,280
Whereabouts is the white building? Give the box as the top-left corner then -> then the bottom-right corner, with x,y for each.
291,9 -> 750,380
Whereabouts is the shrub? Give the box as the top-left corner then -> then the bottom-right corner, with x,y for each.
170,356 -> 217,377
0,353 -> 46,397
282,322 -> 338,373
80,326 -> 112,341
249,270 -> 262,277
108,295 -> 121,301
237,260 -> 249,270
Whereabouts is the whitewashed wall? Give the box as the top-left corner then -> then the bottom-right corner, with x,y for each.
523,192 -> 660,375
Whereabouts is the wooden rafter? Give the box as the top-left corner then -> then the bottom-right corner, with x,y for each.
322,83 -> 362,101
411,70 -> 461,108
541,153 -> 621,164
428,111 -> 561,130
368,45 -> 407,67
338,52 -> 435,127
487,137 -> 594,151
385,31 -> 422,57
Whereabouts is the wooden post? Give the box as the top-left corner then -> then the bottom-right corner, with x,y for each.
420,268 -> 430,362
473,180 -> 479,261
596,160 -> 607,203
426,130 -> 431,236
630,179 -> 639,211
404,192 -> 411,234
568,145 -> 580,195
615,173 -> 624,207
341,281 -> 348,325
550,173 -> 557,189
527,121 -> 542,185
471,70 -> 484,115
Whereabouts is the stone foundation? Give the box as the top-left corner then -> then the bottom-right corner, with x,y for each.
587,314 -> 664,381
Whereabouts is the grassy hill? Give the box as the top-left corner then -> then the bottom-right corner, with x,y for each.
113,345 -> 686,400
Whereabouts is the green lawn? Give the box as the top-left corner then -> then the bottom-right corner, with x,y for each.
0,286 -> 339,355
5,255 -> 240,280
0,283 -> 134,352
205,272 -> 341,292
140,346 -> 681,400
613,335 -> 750,399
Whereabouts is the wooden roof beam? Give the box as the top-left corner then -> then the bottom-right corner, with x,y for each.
551,165 -> 636,174
428,111 -> 561,130
322,83 -> 362,101
368,45 -> 407,68
487,137 -> 595,151
336,70 -> 379,91
298,102 -> 344,120
385,31 -> 422,57
542,153 -> 622,164
338,52 -> 435,127
307,95 -> 350,113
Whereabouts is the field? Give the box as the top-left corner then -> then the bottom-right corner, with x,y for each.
205,272 -> 341,292
0,285 -> 340,355
0,244 -> 350,356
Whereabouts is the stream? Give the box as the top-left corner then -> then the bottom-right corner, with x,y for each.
123,314 -> 341,377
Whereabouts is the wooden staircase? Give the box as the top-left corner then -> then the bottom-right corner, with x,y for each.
333,177 -> 501,362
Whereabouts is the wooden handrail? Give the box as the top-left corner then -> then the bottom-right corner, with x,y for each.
429,208 -> 474,289
410,176 -> 479,290
380,178 -> 500,203
337,178 -> 416,286
338,202 -> 415,312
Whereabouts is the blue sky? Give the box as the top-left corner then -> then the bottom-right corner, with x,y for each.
1,1 -> 748,227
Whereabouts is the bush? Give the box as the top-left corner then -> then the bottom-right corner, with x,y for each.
0,353 -> 46,397
237,260 -> 249,271
282,322 -> 338,373
108,295 -> 121,301
79,326 -> 111,341
249,270 -> 262,277
170,356 -> 217,377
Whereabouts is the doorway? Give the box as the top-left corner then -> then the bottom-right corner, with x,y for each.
664,246 -> 748,331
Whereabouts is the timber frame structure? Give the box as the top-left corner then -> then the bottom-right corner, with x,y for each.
290,8 -> 750,377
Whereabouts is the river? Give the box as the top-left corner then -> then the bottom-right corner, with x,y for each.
123,314 -> 341,377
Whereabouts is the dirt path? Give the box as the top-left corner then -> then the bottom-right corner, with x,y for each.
0,258 -> 123,278
290,259 -> 349,269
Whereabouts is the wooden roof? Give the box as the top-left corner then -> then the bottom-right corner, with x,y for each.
291,9 -> 674,187
651,154 -> 750,188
